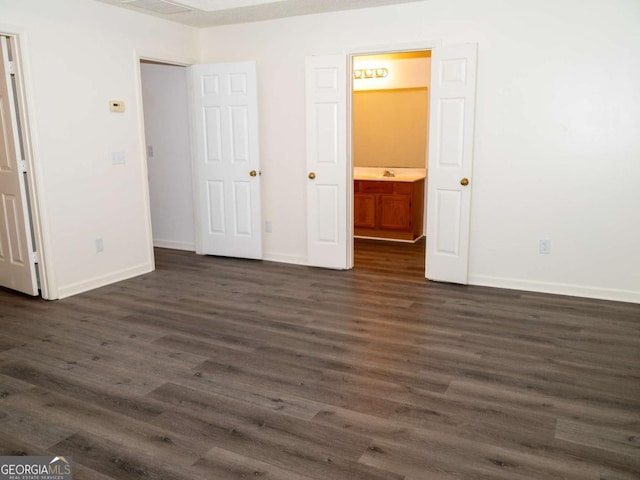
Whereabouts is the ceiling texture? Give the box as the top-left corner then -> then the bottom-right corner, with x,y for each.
94,0 -> 427,27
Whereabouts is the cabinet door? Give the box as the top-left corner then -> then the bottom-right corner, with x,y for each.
378,194 -> 412,231
354,193 -> 376,228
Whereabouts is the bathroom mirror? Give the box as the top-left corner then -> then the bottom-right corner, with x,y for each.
353,88 -> 428,168
352,50 -> 431,169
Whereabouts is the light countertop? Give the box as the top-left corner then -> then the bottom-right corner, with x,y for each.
354,167 -> 427,183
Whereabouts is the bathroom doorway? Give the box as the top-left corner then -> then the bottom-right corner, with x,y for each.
351,50 -> 431,278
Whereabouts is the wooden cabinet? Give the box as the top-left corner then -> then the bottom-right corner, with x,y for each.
354,193 -> 376,228
354,179 -> 425,241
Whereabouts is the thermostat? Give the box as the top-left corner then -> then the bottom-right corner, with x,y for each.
109,100 -> 125,113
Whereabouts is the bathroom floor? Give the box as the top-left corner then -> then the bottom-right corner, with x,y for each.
354,237 -> 426,280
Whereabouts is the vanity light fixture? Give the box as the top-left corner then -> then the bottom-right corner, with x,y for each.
353,67 -> 389,79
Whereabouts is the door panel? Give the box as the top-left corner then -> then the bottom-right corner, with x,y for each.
232,181 -> 252,236
206,180 -> 225,234
204,107 -> 222,162
229,106 -> 249,161
437,98 -> 465,166
316,185 -> 339,243
426,43 -> 478,284
0,36 -> 37,295
306,55 -> 348,269
434,189 -> 462,255
190,62 -> 262,259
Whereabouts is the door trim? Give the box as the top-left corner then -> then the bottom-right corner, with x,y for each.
0,26 -> 53,298
345,40 -> 441,270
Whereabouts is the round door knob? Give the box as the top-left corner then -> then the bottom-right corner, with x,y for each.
249,170 -> 257,177
308,172 -> 316,180
460,177 -> 469,186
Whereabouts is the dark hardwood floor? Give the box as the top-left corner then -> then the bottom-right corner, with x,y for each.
1,239 -> 639,479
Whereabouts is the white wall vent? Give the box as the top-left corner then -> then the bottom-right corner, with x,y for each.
120,0 -> 194,14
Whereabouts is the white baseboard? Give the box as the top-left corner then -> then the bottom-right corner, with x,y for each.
56,262 -> 154,299
468,274 -> 640,304
262,252 -> 307,266
153,239 -> 195,251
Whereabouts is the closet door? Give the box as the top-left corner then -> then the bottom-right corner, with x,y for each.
189,61 -> 262,259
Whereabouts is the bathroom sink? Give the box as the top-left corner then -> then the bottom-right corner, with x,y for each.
354,174 -> 425,182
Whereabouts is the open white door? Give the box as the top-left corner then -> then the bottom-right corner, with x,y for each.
426,43 -> 478,284
305,55 -> 348,269
0,36 -> 38,296
189,62 -> 262,259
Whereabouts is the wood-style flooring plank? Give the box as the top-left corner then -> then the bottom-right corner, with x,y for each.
0,238 -> 638,479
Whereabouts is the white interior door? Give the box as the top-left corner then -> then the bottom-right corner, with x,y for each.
426,43 -> 478,284
305,55 -> 348,269
0,36 -> 38,296
189,61 -> 262,259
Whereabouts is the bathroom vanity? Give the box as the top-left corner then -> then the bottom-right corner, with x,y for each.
354,169 -> 425,242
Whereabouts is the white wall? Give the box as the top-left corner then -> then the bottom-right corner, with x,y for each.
199,0 -> 640,303
0,0 -> 199,298
1,0 -> 638,303
140,62 -> 195,251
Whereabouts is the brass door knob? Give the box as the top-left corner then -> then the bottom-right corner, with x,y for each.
249,170 -> 257,177
460,177 -> 469,186
308,172 -> 316,180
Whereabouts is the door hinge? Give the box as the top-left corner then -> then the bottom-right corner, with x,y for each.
7,61 -> 15,76
31,251 -> 39,264
19,159 -> 27,173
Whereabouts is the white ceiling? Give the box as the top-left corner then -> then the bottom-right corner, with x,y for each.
94,0 -> 428,28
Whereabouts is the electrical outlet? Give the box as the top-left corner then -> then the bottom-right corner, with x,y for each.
95,238 -> 104,253
147,145 -> 154,158
265,221 -> 272,233
539,239 -> 551,254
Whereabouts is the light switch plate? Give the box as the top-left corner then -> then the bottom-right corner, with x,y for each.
111,151 -> 125,165
539,239 -> 551,254
109,100 -> 125,113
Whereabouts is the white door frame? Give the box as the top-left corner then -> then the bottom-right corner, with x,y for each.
136,52 -> 264,264
345,40 -> 440,270
135,50 -> 198,271
0,25 -> 53,299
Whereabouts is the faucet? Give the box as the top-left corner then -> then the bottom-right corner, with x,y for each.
382,169 -> 395,177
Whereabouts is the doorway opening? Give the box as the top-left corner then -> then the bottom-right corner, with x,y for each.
139,59 -> 195,255
350,50 -> 431,279
138,58 -> 263,263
